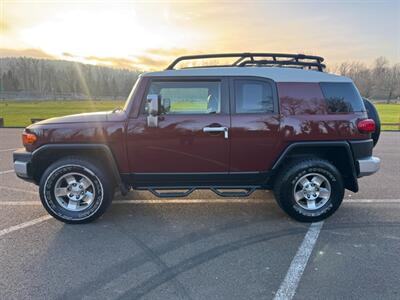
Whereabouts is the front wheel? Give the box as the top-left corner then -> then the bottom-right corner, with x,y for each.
39,157 -> 114,224
273,159 -> 344,222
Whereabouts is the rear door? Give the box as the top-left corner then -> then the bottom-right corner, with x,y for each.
229,77 -> 281,173
126,77 -> 230,182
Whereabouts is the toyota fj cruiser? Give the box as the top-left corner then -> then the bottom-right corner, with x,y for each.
13,53 -> 381,224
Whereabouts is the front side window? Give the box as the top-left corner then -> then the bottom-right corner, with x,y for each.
146,81 -> 221,114
235,79 -> 274,113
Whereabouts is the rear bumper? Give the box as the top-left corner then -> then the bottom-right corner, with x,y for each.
358,156 -> 380,177
13,149 -> 33,180
349,139 -> 380,178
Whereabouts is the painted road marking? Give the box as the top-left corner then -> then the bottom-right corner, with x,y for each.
0,201 -> 42,205
0,148 -> 17,153
0,215 -> 52,237
112,199 -> 400,204
113,198 -> 269,204
0,199 -> 270,205
274,221 -> 324,300
0,186 -> 37,194
344,198 -> 400,203
0,199 -> 399,206
0,170 -> 14,175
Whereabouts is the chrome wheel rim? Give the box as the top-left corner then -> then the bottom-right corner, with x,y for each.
293,173 -> 331,210
54,172 -> 96,212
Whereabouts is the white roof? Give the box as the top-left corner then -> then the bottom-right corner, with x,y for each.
143,67 -> 352,83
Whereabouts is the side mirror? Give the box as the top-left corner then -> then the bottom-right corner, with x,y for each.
162,98 -> 171,113
147,94 -> 160,116
146,94 -> 160,127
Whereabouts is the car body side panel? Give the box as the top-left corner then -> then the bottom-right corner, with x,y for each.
125,76 -> 231,173
26,122 -> 130,173
23,78 -> 152,173
228,77 -> 282,172
277,82 -> 369,142
126,114 -> 231,173
230,114 -> 281,172
23,79 -> 370,181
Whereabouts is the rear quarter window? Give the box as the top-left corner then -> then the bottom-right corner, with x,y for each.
234,79 -> 274,113
277,82 -> 327,116
320,82 -> 366,113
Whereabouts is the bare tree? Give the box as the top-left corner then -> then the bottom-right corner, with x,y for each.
0,57 -> 140,99
382,63 -> 400,103
331,57 -> 400,101
1,56 -> 399,101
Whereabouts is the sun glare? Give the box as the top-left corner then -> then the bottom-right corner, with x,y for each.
2,1 -> 398,69
18,5 -> 202,69
22,9 -> 159,57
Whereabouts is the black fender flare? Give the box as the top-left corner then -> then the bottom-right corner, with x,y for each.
32,144 -> 127,194
271,141 -> 359,192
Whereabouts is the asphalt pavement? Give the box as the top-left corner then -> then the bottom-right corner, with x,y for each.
0,129 -> 399,299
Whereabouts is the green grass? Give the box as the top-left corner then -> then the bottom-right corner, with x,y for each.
171,101 -> 207,112
0,100 -> 125,127
375,104 -> 400,130
0,100 -> 399,130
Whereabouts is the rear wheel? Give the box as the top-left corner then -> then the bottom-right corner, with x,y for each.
39,157 -> 114,224
274,159 -> 344,222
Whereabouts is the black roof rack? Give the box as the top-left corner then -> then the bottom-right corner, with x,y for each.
166,53 -> 326,72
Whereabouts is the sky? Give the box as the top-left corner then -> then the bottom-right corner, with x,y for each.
1,0 -> 399,71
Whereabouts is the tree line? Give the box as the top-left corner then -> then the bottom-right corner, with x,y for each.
328,57 -> 400,102
0,56 -> 399,101
0,57 -> 140,99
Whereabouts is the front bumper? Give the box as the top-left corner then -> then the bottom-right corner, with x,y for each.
13,149 -> 33,179
14,161 -> 29,178
358,156 -> 380,177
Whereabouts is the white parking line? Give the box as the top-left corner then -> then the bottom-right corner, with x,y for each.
0,201 -> 41,205
0,148 -> 17,153
0,215 -> 52,237
0,186 -> 37,194
345,198 -> 400,203
113,198 -> 269,204
0,170 -> 14,175
274,221 -> 324,300
0,199 -> 270,205
0,199 -> 399,206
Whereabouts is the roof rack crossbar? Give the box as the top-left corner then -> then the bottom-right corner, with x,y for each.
166,52 -> 325,71
238,59 -> 326,71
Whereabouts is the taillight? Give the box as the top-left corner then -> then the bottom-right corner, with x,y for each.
357,119 -> 376,133
22,132 -> 37,146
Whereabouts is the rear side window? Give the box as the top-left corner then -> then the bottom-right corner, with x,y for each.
320,82 -> 366,113
234,80 -> 274,113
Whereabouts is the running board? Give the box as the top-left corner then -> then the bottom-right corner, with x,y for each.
147,188 -> 196,198
140,186 -> 259,198
210,187 -> 256,197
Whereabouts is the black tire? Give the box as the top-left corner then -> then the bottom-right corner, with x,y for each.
273,159 -> 344,222
363,98 -> 381,146
39,157 -> 114,224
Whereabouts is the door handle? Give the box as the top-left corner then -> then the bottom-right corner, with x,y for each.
203,127 -> 229,139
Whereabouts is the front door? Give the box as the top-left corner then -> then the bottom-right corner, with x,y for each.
126,77 -> 230,186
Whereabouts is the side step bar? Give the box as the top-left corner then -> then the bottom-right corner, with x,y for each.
147,188 -> 196,198
138,186 -> 259,198
210,187 -> 256,197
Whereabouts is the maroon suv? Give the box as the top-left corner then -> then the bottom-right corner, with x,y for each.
13,53 -> 381,224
